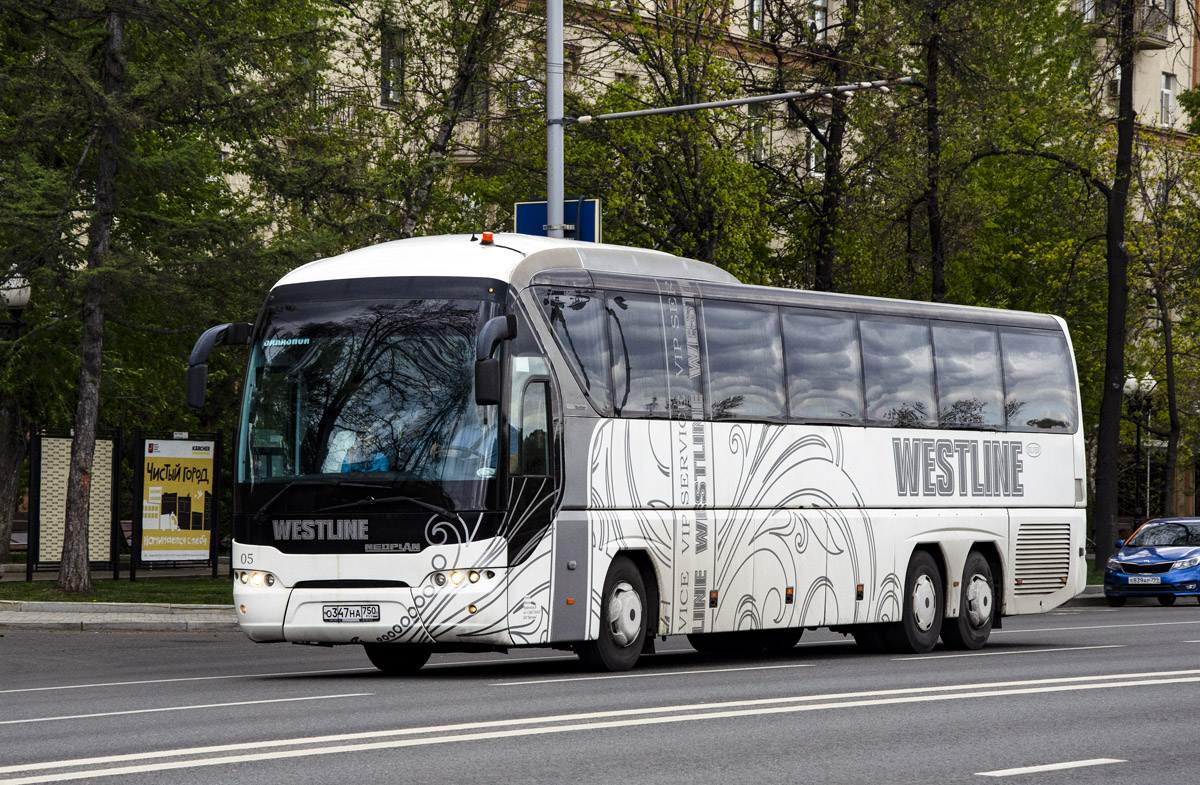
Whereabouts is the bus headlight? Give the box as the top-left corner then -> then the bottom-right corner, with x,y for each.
236,571 -> 277,588
430,569 -> 497,588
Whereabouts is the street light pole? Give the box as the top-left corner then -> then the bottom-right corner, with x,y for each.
546,0 -> 565,239
1124,373 -> 1157,522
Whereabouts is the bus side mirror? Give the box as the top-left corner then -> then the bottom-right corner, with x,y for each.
475,314 -> 517,406
187,322 -> 253,409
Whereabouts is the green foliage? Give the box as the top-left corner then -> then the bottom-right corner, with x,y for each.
0,0 -> 338,441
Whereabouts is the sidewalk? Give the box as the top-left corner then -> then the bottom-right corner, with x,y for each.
0,586 -> 1110,633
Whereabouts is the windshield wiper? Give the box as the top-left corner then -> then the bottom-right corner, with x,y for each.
316,495 -> 462,522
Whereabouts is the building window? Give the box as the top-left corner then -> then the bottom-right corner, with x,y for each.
748,103 -> 767,162
381,27 -> 405,106
463,79 -> 488,120
805,127 -> 826,176
748,0 -> 764,37
809,0 -> 827,41
1161,73 -> 1176,127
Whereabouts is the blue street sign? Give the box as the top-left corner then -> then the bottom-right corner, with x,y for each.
514,198 -> 602,243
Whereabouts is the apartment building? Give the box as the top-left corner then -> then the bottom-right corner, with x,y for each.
1079,0 -> 1196,132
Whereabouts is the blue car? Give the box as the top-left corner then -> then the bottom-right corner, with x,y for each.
1104,517 -> 1200,607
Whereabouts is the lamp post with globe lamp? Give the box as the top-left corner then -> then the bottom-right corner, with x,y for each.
0,272 -> 30,336
1124,373 -> 1157,522
0,271 -> 29,565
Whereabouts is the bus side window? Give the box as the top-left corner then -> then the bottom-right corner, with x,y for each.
519,380 -> 551,475
860,316 -> 936,427
535,287 -> 613,415
782,308 -> 864,423
606,291 -> 701,419
931,322 -> 1005,429
1000,328 -> 1077,433
701,299 -> 786,421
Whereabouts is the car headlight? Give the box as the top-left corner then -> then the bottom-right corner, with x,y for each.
1172,556 -> 1200,570
1106,558 -> 1121,572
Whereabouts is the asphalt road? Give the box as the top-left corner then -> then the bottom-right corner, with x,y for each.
2,598 -> 1198,784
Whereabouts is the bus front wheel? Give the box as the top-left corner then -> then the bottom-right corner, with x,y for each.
941,551 -> 994,650
882,550 -> 944,654
363,643 -> 431,674
578,556 -> 646,672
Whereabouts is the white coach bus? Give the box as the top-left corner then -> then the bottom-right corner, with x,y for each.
187,234 -> 1086,672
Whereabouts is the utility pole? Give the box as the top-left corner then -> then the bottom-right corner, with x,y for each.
546,0 -> 565,239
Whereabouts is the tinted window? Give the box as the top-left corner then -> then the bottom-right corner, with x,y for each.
537,287 -> 612,414
782,308 -> 863,422
608,292 -> 702,419
518,381 -> 551,475
702,300 -> 786,420
861,317 -> 935,427
932,323 -> 1004,429
1000,328 -> 1077,432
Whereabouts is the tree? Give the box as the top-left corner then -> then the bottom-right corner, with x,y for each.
1127,136 -> 1200,517
0,0 -> 336,589
239,0 -> 530,259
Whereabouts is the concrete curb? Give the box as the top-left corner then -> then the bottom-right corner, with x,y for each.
0,600 -> 238,632
0,600 -> 233,614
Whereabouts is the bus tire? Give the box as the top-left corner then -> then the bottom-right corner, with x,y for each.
363,644 -> 431,674
578,556 -> 646,672
881,550 -> 944,654
941,551 -> 994,650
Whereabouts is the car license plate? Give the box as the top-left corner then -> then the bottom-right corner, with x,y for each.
322,604 -> 380,623
1129,576 -> 1161,585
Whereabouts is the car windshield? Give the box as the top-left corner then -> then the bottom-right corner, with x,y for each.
238,297 -> 501,508
1126,521 -> 1200,548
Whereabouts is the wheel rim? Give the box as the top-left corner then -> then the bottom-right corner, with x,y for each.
607,580 -> 643,648
912,574 -> 937,632
964,574 -> 992,629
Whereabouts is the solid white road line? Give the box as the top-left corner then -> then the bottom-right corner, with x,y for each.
976,758 -> 1125,777
492,662 -> 816,686
1,670 -> 1197,783
894,645 -> 1123,661
0,667 -> 376,695
993,619 -> 1200,634
0,693 -> 373,726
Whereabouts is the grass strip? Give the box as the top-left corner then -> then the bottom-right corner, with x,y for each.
0,576 -> 232,605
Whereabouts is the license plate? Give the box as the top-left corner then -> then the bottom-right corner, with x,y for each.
1129,576 -> 1161,585
322,604 -> 380,623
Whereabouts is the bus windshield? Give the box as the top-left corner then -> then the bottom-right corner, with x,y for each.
238,297 -> 501,509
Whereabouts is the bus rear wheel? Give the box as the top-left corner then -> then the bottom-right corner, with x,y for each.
363,643 -> 431,674
881,550 -> 944,654
941,551 -> 994,650
577,556 -> 647,672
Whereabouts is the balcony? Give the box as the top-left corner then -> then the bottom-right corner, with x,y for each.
311,87 -> 371,133
1135,2 -> 1172,50
1078,1 -> 1175,51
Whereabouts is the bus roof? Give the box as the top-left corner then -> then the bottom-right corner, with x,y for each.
273,233 -> 741,291
272,233 -> 1064,332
